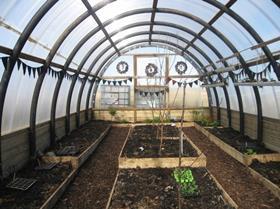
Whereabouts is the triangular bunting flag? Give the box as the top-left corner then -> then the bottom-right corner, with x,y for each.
189,82 -> 193,87
149,92 -> 153,96
123,80 -> 127,84
1,57 -> 9,69
27,66 -> 32,76
155,92 -> 159,96
118,81 -> 122,86
144,92 -> 148,96
102,79 -> 107,84
128,77 -> 132,82
194,80 -> 198,85
107,80 -> 111,85
177,82 -> 182,87
32,67 -> 36,78
172,80 -> 177,85
16,59 -> 21,70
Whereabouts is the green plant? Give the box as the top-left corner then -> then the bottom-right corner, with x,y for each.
108,107 -> 117,121
192,110 -> 201,122
120,119 -> 129,123
245,148 -> 256,155
172,168 -> 199,197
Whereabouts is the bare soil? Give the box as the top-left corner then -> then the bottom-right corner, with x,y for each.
109,168 -> 233,209
122,125 -> 198,158
183,127 -> 280,209
53,127 -> 129,209
0,163 -> 71,209
50,121 -> 110,156
206,126 -> 273,154
250,160 -> 280,187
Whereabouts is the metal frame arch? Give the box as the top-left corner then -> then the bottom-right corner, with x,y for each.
73,30 -> 224,126
203,0 -> 280,80
0,0 -> 59,175
85,39 -> 216,121
28,1 -> 115,153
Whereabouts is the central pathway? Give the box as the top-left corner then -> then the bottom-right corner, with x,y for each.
54,126 -> 129,209
183,127 -> 280,209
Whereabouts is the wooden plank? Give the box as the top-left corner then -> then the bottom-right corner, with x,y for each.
105,169 -> 120,209
39,170 -> 77,209
208,171 -> 239,208
249,168 -> 280,199
43,126 -> 111,169
194,123 -> 280,166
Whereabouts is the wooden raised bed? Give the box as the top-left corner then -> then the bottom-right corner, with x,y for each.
194,123 -> 280,166
106,168 -> 238,209
119,125 -> 206,169
42,126 -> 111,169
248,167 -> 280,199
40,169 -> 77,209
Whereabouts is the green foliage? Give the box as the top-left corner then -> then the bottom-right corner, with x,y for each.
108,107 -> 117,117
245,148 -> 256,155
196,116 -> 220,127
144,117 -> 171,124
120,119 -> 129,123
192,110 -> 202,122
172,168 -> 199,197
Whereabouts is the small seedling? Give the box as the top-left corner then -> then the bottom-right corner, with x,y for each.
108,107 -> 117,121
245,148 -> 256,155
172,168 -> 199,197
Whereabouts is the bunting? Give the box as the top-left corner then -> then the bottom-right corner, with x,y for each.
166,77 -> 201,88
138,90 -> 165,97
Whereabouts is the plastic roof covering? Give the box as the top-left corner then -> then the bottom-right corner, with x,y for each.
0,0 -> 279,136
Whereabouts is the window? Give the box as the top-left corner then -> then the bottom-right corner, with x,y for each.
100,85 -> 130,108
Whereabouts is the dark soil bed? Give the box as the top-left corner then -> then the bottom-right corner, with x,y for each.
184,127 -> 280,209
49,121 -> 110,156
250,160 -> 280,187
54,127 -> 129,209
122,125 -> 198,158
109,168 -> 233,209
206,126 -> 273,154
0,162 -> 71,209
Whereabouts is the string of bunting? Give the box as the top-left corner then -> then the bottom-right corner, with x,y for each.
138,90 -> 165,97
99,77 -> 132,86
166,77 -> 202,88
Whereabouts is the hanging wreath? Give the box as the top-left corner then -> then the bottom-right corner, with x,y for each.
145,63 -> 158,77
175,61 -> 188,75
116,61 -> 129,74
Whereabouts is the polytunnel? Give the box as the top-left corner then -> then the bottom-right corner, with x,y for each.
0,0 -> 279,208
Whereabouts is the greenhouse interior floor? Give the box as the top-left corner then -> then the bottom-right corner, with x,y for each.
1,122 -> 279,209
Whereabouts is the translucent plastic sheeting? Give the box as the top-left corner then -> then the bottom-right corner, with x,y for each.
116,35 -> 149,50
24,0 -> 86,55
102,55 -> 133,77
151,34 -> 187,49
213,13 -> 260,61
56,78 -> 72,118
209,88 -> 216,106
192,39 -> 221,66
202,30 -> 233,58
259,86 -> 280,119
157,0 -> 218,22
215,87 -> 227,109
226,78 -> 239,111
187,47 -> 210,67
82,40 -> 111,72
68,31 -> 106,71
52,17 -> 98,64
0,0 -> 46,48
111,26 -> 151,42
155,13 -> 203,33
89,47 -> 116,76
95,0 -> 153,23
105,14 -> 151,34
239,86 -> 257,114
152,25 -> 195,41
80,80 -> 91,111
70,80 -> 82,114
231,0 -> 280,41
2,60 -> 39,135
36,72 -> 58,124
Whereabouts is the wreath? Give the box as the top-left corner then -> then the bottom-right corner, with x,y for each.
116,61 -> 129,74
175,61 -> 188,75
145,63 -> 158,77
